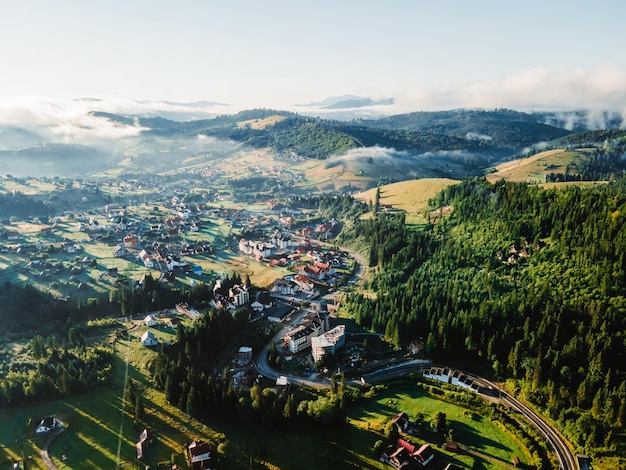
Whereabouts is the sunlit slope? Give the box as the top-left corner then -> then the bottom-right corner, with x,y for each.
355,178 -> 459,223
486,148 -> 592,183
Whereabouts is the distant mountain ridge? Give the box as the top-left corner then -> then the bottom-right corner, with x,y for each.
4,105 -> 626,180
298,94 -> 394,109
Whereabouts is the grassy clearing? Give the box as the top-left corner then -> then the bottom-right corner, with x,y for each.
485,148 -> 593,184
355,178 -> 459,224
236,115 -> 287,130
0,323 -> 216,470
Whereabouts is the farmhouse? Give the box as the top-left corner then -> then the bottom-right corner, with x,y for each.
381,439 -> 436,469
140,331 -> 158,347
187,440 -> 214,470
136,428 -> 154,460
35,416 -> 56,434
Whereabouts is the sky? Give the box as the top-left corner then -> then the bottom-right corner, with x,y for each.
1,1 -> 626,113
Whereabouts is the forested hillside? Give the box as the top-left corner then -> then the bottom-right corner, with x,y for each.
357,109 -> 571,148
94,108 -> 568,162
340,178 -> 626,460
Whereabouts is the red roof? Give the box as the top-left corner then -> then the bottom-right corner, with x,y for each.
398,439 -> 416,454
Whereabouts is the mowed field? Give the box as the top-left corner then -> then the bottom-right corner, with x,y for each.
355,178 -> 459,224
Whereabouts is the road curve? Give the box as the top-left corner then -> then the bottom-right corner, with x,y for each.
498,386 -> 577,470
254,241 -> 576,469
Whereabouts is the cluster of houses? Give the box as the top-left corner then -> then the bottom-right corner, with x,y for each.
135,427 -> 214,469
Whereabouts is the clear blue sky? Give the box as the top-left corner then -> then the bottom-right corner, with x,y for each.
1,1 -> 626,111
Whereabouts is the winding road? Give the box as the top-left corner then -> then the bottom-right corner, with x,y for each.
253,244 -> 577,470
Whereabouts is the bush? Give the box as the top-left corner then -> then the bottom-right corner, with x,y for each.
372,440 -> 384,455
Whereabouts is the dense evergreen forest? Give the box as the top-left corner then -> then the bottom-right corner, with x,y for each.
0,191 -> 53,220
340,178 -> 626,458
0,327 -> 113,404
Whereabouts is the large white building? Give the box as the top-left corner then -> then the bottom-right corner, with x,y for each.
311,324 -> 346,362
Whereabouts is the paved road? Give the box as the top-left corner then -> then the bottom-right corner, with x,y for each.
496,385 -> 577,470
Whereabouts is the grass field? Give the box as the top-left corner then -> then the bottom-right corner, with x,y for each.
236,115 -> 287,130
348,385 -> 532,469
0,322 -> 219,470
485,148 -> 593,184
355,178 -> 459,224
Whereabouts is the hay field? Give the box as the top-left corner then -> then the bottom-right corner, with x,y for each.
355,178 -> 459,224
486,148 -> 590,184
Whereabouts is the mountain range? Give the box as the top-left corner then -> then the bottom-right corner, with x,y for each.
0,100 -> 625,182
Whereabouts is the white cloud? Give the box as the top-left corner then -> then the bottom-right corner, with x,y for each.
393,63 -> 626,113
0,96 -> 237,144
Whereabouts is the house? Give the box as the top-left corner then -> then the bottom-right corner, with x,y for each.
187,440 -> 213,470
168,317 -> 181,329
136,428 -> 154,460
6,231 -> 20,241
113,244 -> 127,258
144,315 -> 157,327
293,274 -> 315,293
251,291 -> 273,313
35,416 -> 56,434
238,346 -> 253,363
276,375 -> 289,394
140,331 -> 158,347
414,444 -> 435,466
123,234 -> 137,248
408,338 -> 425,355
392,412 -> 411,433
139,249 -> 155,268
381,439 -> 436,469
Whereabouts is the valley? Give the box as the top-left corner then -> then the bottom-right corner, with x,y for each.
0,107 -> 625,470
